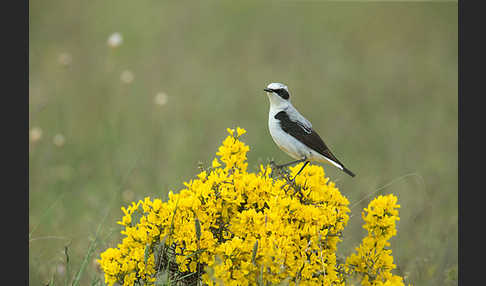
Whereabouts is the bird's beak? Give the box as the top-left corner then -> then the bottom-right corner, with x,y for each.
263,88 -> 273,93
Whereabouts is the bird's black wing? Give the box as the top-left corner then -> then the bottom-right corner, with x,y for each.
274,110 -> 345,167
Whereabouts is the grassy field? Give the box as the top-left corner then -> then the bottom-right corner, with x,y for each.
29,1 -> 457,285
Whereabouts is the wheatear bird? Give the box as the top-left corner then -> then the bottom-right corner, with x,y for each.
264,82 -> 355,178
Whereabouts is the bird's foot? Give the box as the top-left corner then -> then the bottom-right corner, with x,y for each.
289,176 -> 297,185
269,160 -> 290,179
269,160 -> 279,169
271,158 -> 307,170
270,160 -> 286,170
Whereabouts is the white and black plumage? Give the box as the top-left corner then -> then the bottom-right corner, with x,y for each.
264,82 -> 355,177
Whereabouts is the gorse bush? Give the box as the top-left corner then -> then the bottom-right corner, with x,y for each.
98,127 -> 406,286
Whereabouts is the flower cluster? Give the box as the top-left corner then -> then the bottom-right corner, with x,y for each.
344,194 -> 404,286
98,199 -> 159,285
98,127 -> 406,286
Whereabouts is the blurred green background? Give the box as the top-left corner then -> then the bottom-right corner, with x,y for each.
29,1 -> 457,285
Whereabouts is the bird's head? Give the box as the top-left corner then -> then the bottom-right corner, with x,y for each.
264,82 -> 291,107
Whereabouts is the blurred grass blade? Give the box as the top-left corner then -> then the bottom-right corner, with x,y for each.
144,243 -> 151,266
29,192 -> 66,240
47,271 -> 55,286
252,239 -> 258,265
90,276 -> 100,286
184,248 -> 206,260
194,216 -> 201,242
169,197 -> 180,238
71,208 -> 109,286
64,245 -> 71,286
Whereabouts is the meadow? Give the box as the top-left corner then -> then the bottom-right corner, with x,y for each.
29,1 -> 457,285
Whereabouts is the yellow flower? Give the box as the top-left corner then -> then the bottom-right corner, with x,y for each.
236,127 -> 246,137
212,158 -> 221,168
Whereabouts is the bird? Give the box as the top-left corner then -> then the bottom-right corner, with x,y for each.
263,82 -> 355,178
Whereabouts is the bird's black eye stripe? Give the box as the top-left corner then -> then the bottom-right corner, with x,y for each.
275,88 -> 290,100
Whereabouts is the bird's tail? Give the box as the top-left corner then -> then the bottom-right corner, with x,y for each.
342,167 -> 356,177
321,156 -> 356,177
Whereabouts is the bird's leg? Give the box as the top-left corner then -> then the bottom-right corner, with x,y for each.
291,160 -> 310,181
275,158 -> 307,169
272,158 -> 308,182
